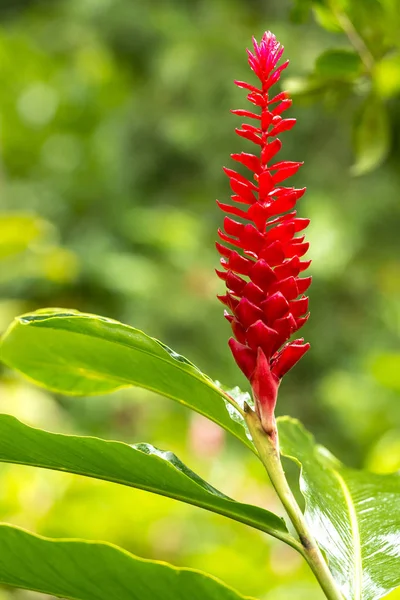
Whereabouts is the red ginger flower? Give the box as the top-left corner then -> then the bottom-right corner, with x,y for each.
216,32 -> 311,435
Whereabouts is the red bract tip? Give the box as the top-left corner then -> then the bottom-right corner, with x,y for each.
216,32 -> 311,433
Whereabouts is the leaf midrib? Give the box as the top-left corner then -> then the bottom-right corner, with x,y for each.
8,355 -> 253,448
0,440 -> 285,539
331,468 -> 362,600
22,317 -> 225,398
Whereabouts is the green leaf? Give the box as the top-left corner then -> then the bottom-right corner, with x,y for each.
312,5 -> 342,32
0,523 -> 255,599
315,49 -> 363,79
351,94 -> 390,175
0,309 -> 252,451
0,414 -> 290,544
278,417 -> 400,600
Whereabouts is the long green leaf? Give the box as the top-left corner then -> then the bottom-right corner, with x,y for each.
0,524 -> 255,599
0,309 -> 252,450
0,414 -> 290,545
278,417 -> 400,600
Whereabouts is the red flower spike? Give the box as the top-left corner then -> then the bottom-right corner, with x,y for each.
269,118 -> 296,137
234,80 -> 261,94
297,276 -> 312,294
231,109 -> 261,120
224,168 -> 258,190
229,178 -> 257,204
227,251 -> 254,275
269,160 -> 302,171
235,297 -> 264,329
258,171 -> 275,198
247,203 -> 270,231
218,229 -> 241,249
261,139 -> 282,164
292,217 -> 310,232
272,99 -> 292,116
247,92 -> 266,108
250,259 -> 277,291
266,195 -> 297,218
235,128 -> 262,145
269,276 -> 299,300
267,222 -> 295,244
246,320 -> 279,356
262,291 -> 290,322
268,211 -> 297,226
223,216 -> 244,237
228,338 -> 257,379
216,201 -> 248,220
231,319 -> 247,345
226,271 -> 247,295
271,313 -> 298,348
231,152 -> 262,173
215,269 -> 227,281
216,31 -> 311,433
285,241 -> 309,258
242,281 -> 265,305
259,240 -> 285,266
272,163 -> 303,184
295,313 -> 310,331
271,341 -> 310,379
273,256 -> 302,280
241,224 -> 266,252
217,292 -> 239,311
251,348 -> 280,434
269,91 -> 289,104
289,296 -> 309,317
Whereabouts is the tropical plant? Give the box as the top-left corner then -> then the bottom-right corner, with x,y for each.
0,29 -> 399,600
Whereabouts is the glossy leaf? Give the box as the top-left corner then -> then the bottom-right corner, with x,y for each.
0,524 -> 254,599
351,94 -> 390,175
278,417 -> 400,600
0,310 -> 252,450
0,414 -> 290,543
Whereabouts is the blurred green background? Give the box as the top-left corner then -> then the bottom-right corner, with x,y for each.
0,0 -> 399,598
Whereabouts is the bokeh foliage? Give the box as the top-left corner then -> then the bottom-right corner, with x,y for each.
0,0 -> 399,598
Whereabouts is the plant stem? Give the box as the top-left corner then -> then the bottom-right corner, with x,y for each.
332,6 -> 375,73
244,405 -> 343,600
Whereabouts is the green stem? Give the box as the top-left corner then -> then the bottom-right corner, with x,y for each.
331,6 -> 375,73
244,406 -> 343,600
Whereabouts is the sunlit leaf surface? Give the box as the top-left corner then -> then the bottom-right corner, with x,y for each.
0,414 -> 288,542
0,524 -> 255,599
278,417 -> 400,600
0,310 -> 253,450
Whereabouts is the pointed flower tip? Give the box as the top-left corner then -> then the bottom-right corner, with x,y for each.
271,341 -> 310,379
250,347 -> 280,434
245,31 -> 286,82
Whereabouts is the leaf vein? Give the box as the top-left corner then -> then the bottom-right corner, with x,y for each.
332,469 -> 362,600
